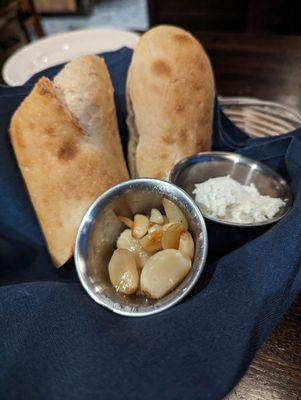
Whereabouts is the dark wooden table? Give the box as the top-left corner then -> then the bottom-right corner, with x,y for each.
196,31 -> 301,111
193,31 -> 301,400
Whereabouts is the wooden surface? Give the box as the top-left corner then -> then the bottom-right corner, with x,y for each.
195,31 -> 301,111
226,293 -> 301,399
35,0 -> 77,13
147,0 -> 301,35
147,0 -> 249,32
193,31 -> 301,400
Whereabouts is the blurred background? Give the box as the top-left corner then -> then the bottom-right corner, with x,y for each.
2,1 -> 301,126
1,0 -> 301,78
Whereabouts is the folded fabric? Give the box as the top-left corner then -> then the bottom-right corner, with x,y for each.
0,47 -> 300,400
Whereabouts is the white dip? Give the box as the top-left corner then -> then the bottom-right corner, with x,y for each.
193,176 -> 284,223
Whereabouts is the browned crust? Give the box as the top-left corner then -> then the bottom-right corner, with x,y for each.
126,25 -> 215,179
10,59 -> 129,267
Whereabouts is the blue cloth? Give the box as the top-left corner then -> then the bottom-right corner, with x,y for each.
0,47 -> 300,400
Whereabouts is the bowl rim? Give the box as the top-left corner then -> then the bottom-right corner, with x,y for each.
74,178 -> 208,317
170,151 -> 293,228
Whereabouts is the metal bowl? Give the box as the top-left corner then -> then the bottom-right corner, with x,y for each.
74,178 -> 208,317
170,151 -> 293,227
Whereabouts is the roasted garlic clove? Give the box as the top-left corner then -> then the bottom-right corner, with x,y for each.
140,230 -> 163,252
161,222 -> 185,249
162,198 -> 188,229
117,215 -> 134,229
148,223 -> 163,234
132,214 -> 149,239
140,249 -> 192,299
178,231 -> 194,260
150,208 -> 164,225
108,249 -> 139,294
162,215 -> 169,224
117,229 -> 152,269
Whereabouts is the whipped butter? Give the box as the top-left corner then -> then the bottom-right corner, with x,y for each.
193,176 -> 284,223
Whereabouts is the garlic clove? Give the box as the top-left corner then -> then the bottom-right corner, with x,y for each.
140,249 -> 192,299
150,208 -> 164,225
140,230 -> 163,252
108,249 -> 139,294
132,214 -> 149,239
148,223 -> 163,234
161,222 -> 185,249
117,215 -> 134,229
178,231 -> 194,260
162,198 -> 188,229
117,229 -> 152,269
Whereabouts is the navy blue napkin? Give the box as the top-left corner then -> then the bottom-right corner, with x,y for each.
1,48 -> 301,400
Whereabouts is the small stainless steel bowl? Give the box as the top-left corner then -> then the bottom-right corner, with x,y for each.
170,151 -> 293,227
74,178 -> 208,317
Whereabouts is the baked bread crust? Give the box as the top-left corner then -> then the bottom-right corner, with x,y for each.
10,55 -> 129,267
126,25 -> 215,179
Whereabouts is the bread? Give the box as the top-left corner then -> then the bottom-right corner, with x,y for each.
126,25 -> 215,179
10,55 -> 129,267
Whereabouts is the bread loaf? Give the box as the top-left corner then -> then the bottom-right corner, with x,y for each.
126,25 -> 215,179
10,55 -> 129,267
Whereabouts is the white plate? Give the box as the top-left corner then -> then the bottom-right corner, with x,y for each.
2,27 -> 140,86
